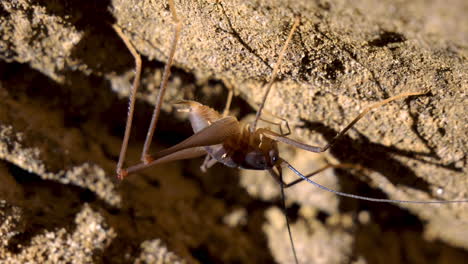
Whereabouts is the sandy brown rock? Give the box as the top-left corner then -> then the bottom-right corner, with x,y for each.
0,0 -> 467,263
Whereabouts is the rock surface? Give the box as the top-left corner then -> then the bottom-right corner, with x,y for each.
1,0 -> 467,263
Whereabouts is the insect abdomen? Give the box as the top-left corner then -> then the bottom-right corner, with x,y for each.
174,100 -> 222,133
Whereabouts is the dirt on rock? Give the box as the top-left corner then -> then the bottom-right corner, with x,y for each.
0,0 -> 467,263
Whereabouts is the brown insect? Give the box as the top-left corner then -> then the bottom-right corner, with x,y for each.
112,1 -> 467,263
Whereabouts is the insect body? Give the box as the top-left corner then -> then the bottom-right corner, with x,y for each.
174,100 -> 280,170
122,99 -> 283,176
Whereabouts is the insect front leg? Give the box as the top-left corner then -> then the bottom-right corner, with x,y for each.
200,154 -> 218,172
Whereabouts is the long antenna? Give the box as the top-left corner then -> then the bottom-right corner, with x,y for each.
285,162 -> 468,204
251,17 -> 300,132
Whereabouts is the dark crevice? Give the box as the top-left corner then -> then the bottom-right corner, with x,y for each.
323,58 -> 345,80
368,31 -> 406,47
191,244 -> 220,264
297,29 -> 317,82
35,0 -> 115,30
2,162 -> 99,254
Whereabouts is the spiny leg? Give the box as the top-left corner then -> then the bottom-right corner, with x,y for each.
261,90 -> 429,153
251,16 -> 300,132
113,25 -> 142,178
141,0 -> 183,164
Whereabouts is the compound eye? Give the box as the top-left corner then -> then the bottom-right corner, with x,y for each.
269,149 -> 279,164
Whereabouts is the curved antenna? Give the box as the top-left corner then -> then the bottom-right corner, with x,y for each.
251,17 -> 300,132
284,161 -> 468,204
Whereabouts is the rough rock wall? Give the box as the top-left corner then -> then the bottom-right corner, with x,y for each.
0,0 -> 467,263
